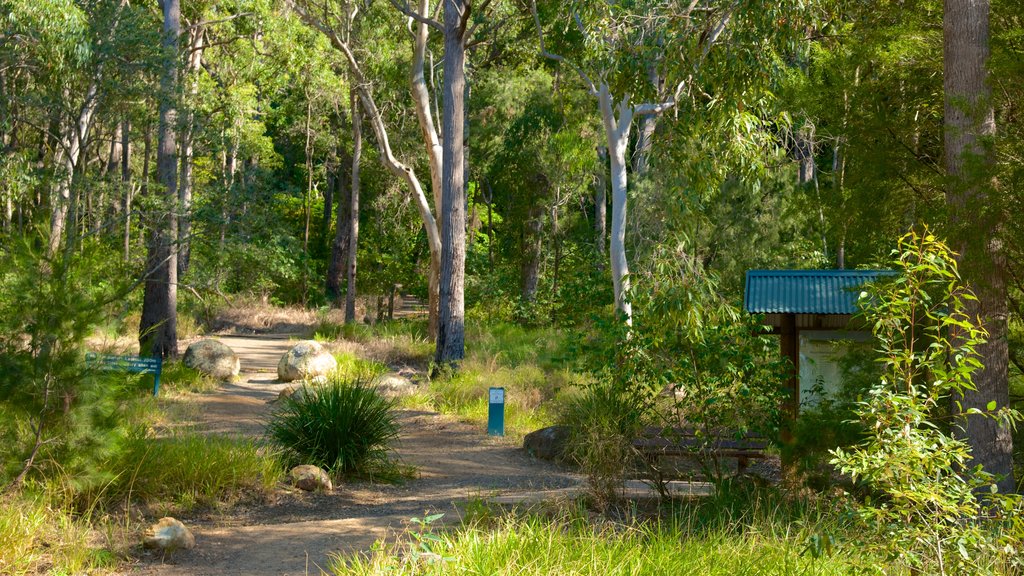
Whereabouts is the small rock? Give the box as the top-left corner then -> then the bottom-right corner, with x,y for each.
372,374 -> 417,397
143,517 -> 195,551
182,339 -> 240,380
523,425 -> 571,462
276,386 -> 306,403
277,341 -> 338,382
289,464 -> 332,491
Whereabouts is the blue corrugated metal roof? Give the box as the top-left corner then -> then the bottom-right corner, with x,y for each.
744,270 -> 895,315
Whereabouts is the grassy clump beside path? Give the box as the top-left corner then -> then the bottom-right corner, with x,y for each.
317,317 -> 585,438
330,485 -> 863,575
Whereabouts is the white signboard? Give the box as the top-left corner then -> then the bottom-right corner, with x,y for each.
489,388 -> 505,404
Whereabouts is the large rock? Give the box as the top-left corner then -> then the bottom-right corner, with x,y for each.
143,517 -> 195,551
372,374 -> 418,397
277,340 -> 337,382
182,339 -> 240,380
523,425 -> 571,462
289,464 -> 333,491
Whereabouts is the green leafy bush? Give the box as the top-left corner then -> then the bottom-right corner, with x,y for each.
267,376 -> 399,475
831,229 -> 1024,575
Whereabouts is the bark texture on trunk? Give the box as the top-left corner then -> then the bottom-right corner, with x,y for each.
345,90 -> 361,324
326,145 -> 351,304
436,0 -> 468,365
943,0 -> 1013,493
594,145 -> 608,259
521,202 -> 543,302
140,0 -> 180,359
178,25 -> 204,279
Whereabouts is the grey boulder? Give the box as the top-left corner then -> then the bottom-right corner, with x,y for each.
277,340 -> 337,382
523,425 -> 571,462
182,339 -> 240,380
289,464 -> 333,491
143,517 -> 195,551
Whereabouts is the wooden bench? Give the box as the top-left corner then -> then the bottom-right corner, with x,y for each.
631,426 -> 770,485
85,353 -> 163,397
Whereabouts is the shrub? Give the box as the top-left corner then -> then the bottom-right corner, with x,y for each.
831,229 -> 1024,575
267,376 -> 399,475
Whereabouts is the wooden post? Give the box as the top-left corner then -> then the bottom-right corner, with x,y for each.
780,313 -> 799,475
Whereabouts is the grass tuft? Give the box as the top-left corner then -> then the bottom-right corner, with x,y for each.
267,375 -> 400,476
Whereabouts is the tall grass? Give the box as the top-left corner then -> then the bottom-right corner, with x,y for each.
333,352 -> 389,380
329,512 -> 858,576
0,492 -> 122,575
105,432 -> 283,510
425,361 -> 586,438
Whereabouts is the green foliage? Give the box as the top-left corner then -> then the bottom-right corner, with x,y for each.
831,229 -> 1024,575
0,236 -> 138,488
267,375 -> 399,475
569,248 -> 786,491
159,361 -> 219,394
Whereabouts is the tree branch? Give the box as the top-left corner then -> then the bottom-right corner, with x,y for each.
529,0 -> 597,96
389,0 -> 444,33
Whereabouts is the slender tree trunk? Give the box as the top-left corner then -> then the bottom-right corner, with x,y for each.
178,26 -> 204,279
551,188 -> 562,307
594,145 -> 608,259
943,0 -> 1013,493
122,119 -> 133,261
49,82 -> 99,255
286,0 -> 442,332
322,166 -> 333,245
633,115 -> 657,177
435,0 -> 468,365
140,0 -> 180,359
631,65 -> 663,177
484,178 -> 494,266
345,90 -> 361,324
599,84 -> 633,323
326,151 -> 351,305
521,202 -> 543,302
409,0 -> 443,339
796,124 -> 816,186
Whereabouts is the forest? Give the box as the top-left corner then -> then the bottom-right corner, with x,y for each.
1,0 -> 1024,574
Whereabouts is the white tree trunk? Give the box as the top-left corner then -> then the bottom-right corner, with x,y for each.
598,83 -> 633,324
409,0 -> 443,336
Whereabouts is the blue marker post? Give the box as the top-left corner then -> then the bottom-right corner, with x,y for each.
487,387 -> 505,436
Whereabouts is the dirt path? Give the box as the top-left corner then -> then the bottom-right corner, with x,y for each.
132,334 -> 579,576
